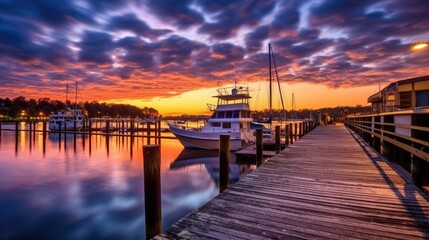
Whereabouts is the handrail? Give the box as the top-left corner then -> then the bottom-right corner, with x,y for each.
345,119 -> 429,162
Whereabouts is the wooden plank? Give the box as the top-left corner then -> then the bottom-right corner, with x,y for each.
159,125 -> 429,239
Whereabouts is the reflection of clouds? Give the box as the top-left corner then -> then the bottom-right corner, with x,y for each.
162,165 -> 217,228
0,133 -> 254,238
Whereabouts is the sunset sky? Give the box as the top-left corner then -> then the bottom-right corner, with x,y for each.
1,0 -> 428,115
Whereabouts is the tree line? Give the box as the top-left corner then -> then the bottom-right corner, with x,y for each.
0,96 -> 159,119
251,105 -> 371,122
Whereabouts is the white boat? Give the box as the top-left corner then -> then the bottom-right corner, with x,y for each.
49,108 -> 87,131
168,86 -> 255,151
48,82 -> 88,131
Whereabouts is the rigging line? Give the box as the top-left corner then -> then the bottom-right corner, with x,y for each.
270,45 -> 287,121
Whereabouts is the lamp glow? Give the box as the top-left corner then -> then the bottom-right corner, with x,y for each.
412,42 -> 429,50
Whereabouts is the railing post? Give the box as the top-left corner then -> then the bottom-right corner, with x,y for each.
275,125 -> 281,154
143,145 -> 162,239
256,129 -> 263,166
219,135 -> 230,193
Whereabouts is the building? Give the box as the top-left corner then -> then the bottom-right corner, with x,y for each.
368,75 -> 429,113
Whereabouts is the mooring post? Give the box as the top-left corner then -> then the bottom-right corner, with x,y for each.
147,122 -> 151,145
294,123 -> 298,142
143,145 -> 162,239
275,125 -> 281,154
42,121 -> 46,155
158,118 -> 161,144
256,129 -> 263,166
285,124 -> 289,146
219,135 -> 230,193
299,122 -> 303,138
304,121 -> 308,135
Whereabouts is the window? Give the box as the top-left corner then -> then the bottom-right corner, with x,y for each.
416,90 -> 429,107
233,111 -> 240,118
211,122 -> 221,127
399,92 -> 411,108
222,122 -> 231,128
216,111 -> 225,118
225,111 -> 233,118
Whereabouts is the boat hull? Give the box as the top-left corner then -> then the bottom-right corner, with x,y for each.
49,122 -> 83,131
168,124 -> 246,151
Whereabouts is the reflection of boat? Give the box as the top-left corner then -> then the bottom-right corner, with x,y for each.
101,126 -> 117,133
49,82 -> 88,131
168,86 -> 255,151
170,148 -> 255,183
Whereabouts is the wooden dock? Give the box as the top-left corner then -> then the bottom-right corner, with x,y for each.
156,124 -> 429,239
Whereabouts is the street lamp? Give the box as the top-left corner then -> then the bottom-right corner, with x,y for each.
411,41 -> 428,50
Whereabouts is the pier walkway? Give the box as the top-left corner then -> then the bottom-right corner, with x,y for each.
157,125 -> 429,239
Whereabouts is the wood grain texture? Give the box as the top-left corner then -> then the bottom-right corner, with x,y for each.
158,125 -> 429,239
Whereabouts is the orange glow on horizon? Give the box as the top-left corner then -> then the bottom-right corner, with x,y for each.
108,81 -> 378,115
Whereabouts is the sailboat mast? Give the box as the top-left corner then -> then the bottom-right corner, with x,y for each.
268,43 -> 272,122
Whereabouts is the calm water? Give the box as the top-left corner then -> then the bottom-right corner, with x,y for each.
0,122 -> 256,239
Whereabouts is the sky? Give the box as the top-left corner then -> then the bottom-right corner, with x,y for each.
0,0 -> 428,115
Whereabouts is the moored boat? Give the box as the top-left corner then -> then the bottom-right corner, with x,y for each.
48,82 -> 88,131
168,86 -> 255,151
49,108 -> 87,131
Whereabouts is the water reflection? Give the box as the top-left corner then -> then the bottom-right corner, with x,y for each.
0,123 -> 256,239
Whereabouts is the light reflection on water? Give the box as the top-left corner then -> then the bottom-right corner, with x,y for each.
0,123 -> 256,239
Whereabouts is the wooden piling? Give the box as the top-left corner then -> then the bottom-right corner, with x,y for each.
106,120 -> 110,136
219,135 -> 230,193
294,123 -> 298,142
147,122 -> 151,145
42,121 -> 46,155
289,123 -> 293,144
299,122 -> 303,138
256,129 -> 263,167
285,124 -> 289,146
143,145 -> 162,239
275,125 -> 281,154
157,119 -> 161,144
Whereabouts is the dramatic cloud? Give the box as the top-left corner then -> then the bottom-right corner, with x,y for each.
0,0 -> 428,106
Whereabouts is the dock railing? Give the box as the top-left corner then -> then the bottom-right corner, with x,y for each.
345,110 -> 429,192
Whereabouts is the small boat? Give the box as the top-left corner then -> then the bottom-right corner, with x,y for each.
168,85 -> 255,151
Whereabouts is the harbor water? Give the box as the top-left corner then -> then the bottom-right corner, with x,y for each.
0,122 -> 256,239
